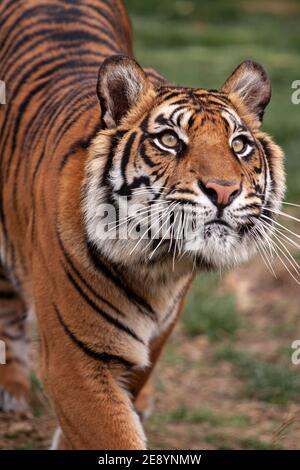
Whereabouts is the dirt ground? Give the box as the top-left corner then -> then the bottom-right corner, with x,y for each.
0,256 -> 300,450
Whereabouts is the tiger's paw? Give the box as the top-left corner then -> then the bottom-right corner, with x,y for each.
0,386 -> 30,414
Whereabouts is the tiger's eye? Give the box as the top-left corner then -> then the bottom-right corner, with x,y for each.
160,132 -> 178,148
232,137 -> 246,154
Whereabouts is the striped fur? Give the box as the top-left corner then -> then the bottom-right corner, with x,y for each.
0,0 -> 284,449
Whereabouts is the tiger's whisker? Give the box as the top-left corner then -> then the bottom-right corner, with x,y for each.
261,214 -> 300,241
252,233 -> 277,277
281,201 -> 300,209
127,204 -> 170,236
148,209 -> 178,260
266,223 -> 300,252
268,231 -> 300,276
266,208 -> 300,225
143,202 -> 179,256
130,203 -> 176,256
256,218 -> 300,281
248,223 -> 277,277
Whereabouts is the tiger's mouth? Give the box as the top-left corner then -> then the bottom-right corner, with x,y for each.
132,201 -> 270,269
204,219 -> 233,232
203,220 -> 233,240
205,219 -> 232,227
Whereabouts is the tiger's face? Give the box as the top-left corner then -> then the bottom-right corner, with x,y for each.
85,56 -> 285,271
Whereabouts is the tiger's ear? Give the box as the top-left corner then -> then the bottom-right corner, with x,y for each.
97,55 -> 150,128
221,60 -> 271,126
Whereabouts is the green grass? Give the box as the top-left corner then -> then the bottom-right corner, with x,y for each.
205,431 -> 283,450
215,345 -> 300,405
183,273 -> 240,340
205,432 -> 283,450
30,371 -> 47,417
166,405 -> 250,427
161,337 -> 186,366
14,442 -> 39,450
239,437 -> 282,451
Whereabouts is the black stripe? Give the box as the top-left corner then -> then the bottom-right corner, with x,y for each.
1,13 -> 119,63
169,105 -> 188,124
168,98 -> 190,107
140,142 -> 156,168
84,3 -> 120,40
2,65 -> 95,181
121,131 -> 136,183
5,80 -> 50,181
53,304 -> 134,369
0,291 -> 17,300
57,232 -> 126,318
4,357 -> 27,366
154,113 -> 170,126
6,314 -> 27,327
53,96 -> 97,150
259,137 -> 275,196
59,122 -> 101,171
157,89 -> 182,100
31,96 -> 97,188
64,266 -> 144,344
174,188 -> 197,196
101,132 -> 124,185
0,1 -> 19,30
87,241 -> 156,319
145,70 -> 165,84
1,331 -> 24,341
236,203 -> 261,211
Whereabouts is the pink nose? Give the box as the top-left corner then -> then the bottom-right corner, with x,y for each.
203,180 -> 241,207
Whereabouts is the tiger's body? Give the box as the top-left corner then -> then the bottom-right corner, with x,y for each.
0,0 -> 284,449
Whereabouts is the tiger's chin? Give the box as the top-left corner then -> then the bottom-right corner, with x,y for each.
185,224 -> 258,271
153,234 -> 257,273
91,224 -> 258,276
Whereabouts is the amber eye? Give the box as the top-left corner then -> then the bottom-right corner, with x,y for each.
159,132 -> 179,149
232,137 -> 246,154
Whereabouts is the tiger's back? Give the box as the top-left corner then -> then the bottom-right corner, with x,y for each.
0,0 -> 132,279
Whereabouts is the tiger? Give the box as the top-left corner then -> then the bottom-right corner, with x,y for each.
0,0 -> 285,450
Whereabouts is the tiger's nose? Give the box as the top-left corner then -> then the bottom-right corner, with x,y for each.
200,179 -> 241,208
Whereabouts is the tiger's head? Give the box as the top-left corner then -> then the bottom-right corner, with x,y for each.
84,55 -> 285,271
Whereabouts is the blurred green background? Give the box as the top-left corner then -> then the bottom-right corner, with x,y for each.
125,0 -> 300,450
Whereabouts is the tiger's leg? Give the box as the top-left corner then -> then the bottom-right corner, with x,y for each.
0,268 -> 30,413
39,306 -> 147,450
47,360 -> 147,450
